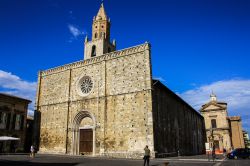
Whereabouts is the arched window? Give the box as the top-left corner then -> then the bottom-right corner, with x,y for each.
108,47 -> 111,53
94,33 -> 98,39
211,119 -> 217,128
91,45 -> 96,57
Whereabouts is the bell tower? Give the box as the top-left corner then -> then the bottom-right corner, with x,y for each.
210,91 -> 217,102
84,3 -> 116,60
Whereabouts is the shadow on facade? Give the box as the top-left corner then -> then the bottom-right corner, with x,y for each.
33,110 -> 41,151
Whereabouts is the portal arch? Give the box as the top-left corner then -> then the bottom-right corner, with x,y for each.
72,111 -> 96,155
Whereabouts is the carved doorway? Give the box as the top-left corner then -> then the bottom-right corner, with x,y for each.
79,129 -> 93,154
72,111 -> 96,155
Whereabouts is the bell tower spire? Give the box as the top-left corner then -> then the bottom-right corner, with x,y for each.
84,2 -> 116,60
92,3 -> 110,41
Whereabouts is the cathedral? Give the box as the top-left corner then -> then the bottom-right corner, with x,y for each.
35,3 -> 205,158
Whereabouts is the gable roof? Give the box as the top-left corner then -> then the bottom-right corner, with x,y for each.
200,101 -> 227,112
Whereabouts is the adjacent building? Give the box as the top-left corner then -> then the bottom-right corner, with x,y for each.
200,93 -> 245,153
0,93 -> 31,153
243,131 -> 250,148
228,116 -> 245,149
35,3 -> 205,158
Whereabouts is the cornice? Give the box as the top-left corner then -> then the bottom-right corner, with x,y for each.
205,127 -> 230,131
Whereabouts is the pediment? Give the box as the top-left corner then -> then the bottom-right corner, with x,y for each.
204,105 -> 221,110
201,102 -> 226,111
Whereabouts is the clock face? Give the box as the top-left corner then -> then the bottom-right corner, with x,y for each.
77,76 -> 93,97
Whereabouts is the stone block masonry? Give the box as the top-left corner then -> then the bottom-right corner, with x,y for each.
36,43 -> 155,158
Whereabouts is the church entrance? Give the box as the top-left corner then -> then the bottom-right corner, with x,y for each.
214,140 -> 220,150
79,129 -> 93,154
72,111 -> 96,155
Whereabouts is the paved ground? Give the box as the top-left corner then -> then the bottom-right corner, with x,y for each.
0,154 -> 161,166
0,154 -> 249,166
220,159 -> 250,166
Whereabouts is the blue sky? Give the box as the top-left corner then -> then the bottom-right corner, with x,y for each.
0,0 -> 250,133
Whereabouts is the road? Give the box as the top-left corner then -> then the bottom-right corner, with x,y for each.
220,159 -> 250,166
0,154 -> 249,166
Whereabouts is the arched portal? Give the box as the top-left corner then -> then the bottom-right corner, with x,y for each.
72,111 -> 96,155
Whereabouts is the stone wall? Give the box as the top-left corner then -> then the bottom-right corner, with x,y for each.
152,81 -> 206,156
228,116 -> 245,149
36,43 -> 154,158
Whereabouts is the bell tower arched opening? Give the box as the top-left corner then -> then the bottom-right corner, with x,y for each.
91,45 -> 96,57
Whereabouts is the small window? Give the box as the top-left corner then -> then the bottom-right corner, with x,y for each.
91,45 -> 96,57
211,119 -> 217,128
6,113 -> 11,129
20,115 -> 24,130
108,47 -> 111,53
15,114 -> 21,130
0,112 -> 7,129
12,114 -> 16,129
94,33 -> 98,38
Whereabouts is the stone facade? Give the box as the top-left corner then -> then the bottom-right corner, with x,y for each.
36,42 -> 153,157
228,116 -> 245,149
200,93 -> 246,153
0,93 -> 31,153
35,3 -> 205,158
200,94 -> 232,153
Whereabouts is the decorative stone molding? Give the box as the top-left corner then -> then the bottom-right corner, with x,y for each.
40,43 -> 150,76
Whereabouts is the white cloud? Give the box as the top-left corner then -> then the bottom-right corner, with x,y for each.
179,79 -> 250,133
153,76 -> 166,82
68,24 -> 84,38
0,70 -> 36,116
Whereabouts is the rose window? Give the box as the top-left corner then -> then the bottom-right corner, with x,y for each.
77,76 -> 93,96
80,77 -> 93,94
